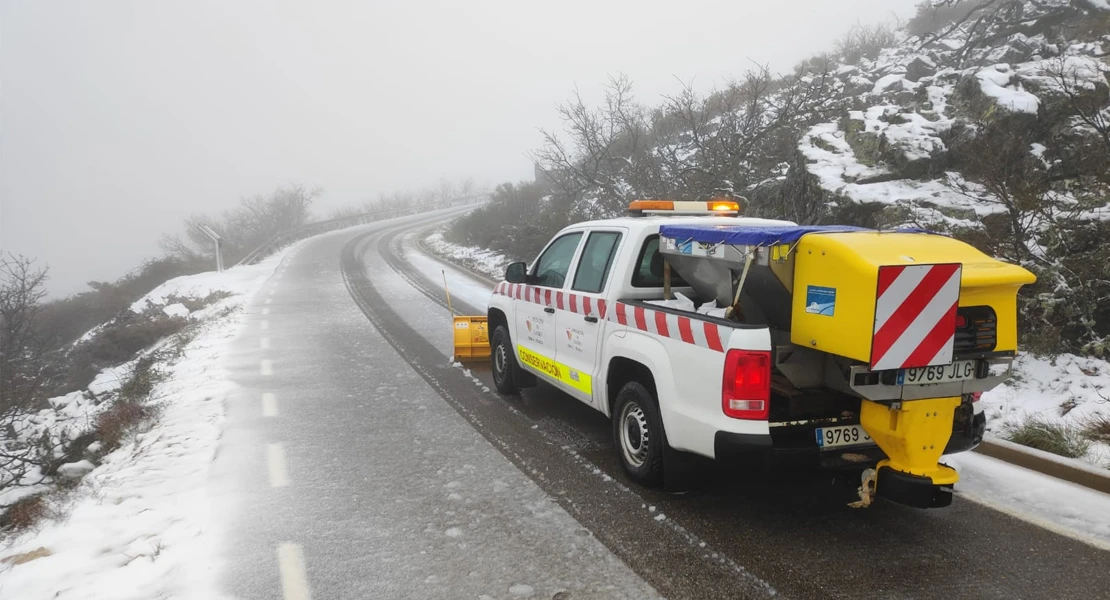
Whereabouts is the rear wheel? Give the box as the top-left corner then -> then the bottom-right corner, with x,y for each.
613,381 -> 664,486
491,325 -> 519,395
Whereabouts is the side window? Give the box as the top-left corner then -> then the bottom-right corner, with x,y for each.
631,235 -> 688,288
572,231 -> 622,294
531,232 -> 583,288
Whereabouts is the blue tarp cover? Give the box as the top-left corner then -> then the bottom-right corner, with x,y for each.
657,224 -> 933,246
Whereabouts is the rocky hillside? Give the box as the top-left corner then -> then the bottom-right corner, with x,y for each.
454,0 -> 1110,356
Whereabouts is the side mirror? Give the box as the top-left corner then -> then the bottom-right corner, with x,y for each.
505,262 -> 528,284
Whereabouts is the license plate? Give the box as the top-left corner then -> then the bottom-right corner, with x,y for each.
897,360 -> 977,386
815,424 -> 872,450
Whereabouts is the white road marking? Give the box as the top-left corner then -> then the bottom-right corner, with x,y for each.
262,307 -> 271,315
261,359 -> 273,376
261,320 -> 270,331
262,392 -> 278,417
261,337 -> 271,350
277,543 -> 312,600
268,443 -> 289,487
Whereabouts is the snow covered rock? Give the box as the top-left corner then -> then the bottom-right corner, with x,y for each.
162,303 -> 190,318
56,460 -> 95,480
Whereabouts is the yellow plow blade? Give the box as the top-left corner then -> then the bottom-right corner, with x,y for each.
453,316 -> 490,362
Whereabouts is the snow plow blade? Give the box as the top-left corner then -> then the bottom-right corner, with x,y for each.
453,316 -> 490,362
860,396 -> 961,508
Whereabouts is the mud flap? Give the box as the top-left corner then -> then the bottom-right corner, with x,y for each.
663,445 -> 704,493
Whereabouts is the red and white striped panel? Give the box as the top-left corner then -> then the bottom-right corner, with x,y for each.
608,301 -> 733,353
493,282 -> 608,319
870,263 -> 962,371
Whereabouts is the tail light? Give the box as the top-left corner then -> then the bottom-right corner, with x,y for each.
971,392 -> 982,402
722,350 -> 771,420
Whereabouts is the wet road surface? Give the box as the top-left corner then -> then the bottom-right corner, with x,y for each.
213,209 -> 1110,600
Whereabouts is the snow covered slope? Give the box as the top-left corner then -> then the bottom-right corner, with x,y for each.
0,245 -> 299,599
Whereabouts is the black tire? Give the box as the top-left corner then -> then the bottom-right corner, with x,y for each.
491,325 -> 520,395
612,381 -> 665,486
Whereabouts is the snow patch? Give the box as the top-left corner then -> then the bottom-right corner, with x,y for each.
976,65 -> 1040,114
162,303 -> 190,318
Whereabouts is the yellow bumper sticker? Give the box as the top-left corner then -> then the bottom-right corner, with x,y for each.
517,345 -> 592,395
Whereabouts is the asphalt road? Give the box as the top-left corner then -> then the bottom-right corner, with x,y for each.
213,209 -> 1110,600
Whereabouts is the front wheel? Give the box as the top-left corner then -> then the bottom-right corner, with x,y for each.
612,381 -> 664,486
490,325 -> 519,395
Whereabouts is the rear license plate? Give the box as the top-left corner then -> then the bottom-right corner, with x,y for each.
897,360 -> 977,386
815,424 -> 872,450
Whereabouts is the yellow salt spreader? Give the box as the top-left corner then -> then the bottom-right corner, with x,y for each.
443,270 -> 490,362
659,223 -> 1036,508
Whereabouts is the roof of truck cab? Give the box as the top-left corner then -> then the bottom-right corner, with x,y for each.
565,215 -> 797,235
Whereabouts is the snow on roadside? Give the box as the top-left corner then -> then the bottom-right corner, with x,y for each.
980,353 -> 1110,468
948,452 -> 1110,551
0,246 -> 297,600
404,233 -> 495,312
423,229 -> 512,282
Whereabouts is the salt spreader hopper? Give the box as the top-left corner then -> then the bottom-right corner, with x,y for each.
658,223 -> 1036,507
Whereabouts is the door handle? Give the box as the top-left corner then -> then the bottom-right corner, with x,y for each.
584,315 -> 598,323
544,307 -> 555,314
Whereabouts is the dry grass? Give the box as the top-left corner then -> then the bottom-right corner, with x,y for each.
0,496 -> 49,531
1080,413 -> 1110,444
1004,416 -> 1092,459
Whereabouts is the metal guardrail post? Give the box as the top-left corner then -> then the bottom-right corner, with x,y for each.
196,224 -> 224,273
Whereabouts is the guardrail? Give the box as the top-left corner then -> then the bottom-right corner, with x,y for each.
235,194 -> 486,267
974,436 -> 1110,495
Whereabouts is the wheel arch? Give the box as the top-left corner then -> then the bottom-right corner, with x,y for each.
606,357 -> 658,419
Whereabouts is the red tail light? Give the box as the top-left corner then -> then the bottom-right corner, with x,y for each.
971,392 -> 982,402
956,314 -> 969,328
722,350 -> 771,420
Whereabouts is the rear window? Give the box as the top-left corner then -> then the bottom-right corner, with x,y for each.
631,235 -> 688,288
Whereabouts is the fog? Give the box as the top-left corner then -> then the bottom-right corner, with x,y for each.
1,0 -> 918,297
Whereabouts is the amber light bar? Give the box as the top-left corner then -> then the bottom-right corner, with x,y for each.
628,200 -> 740,215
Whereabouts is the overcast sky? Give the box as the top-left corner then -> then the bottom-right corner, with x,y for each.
1,0 -> 919,296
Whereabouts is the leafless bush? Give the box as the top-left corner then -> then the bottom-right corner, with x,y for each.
162,184 -> 320,264
835,22 -> 898,65
446,181 -> 563,260
1045,55 -> 1110,155
907,0 -> 989,37
0,495 -> 49,531
58,310 -> 187,396
1,254 -> 58,418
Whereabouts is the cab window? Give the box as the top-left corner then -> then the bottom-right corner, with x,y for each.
631,234 -> 688,288
531,232 -> 583,288
572,231 -> 622,294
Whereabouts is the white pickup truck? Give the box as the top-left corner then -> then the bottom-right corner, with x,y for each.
486,201 -> 1025,508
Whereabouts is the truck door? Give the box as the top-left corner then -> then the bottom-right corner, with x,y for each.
515,231 -> 583,383
557,229 -> 624,406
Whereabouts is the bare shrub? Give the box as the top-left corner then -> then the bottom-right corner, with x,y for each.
1081,413 -> 1110,443
162,184 -> 320,265
446,181 -> 564,261
835,22 -> 898,65
59,311 -> 186,396
0,495 -> 49,531
95,403 -> 150,452
906,0 -> 989,37
1,254 -> 58,418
